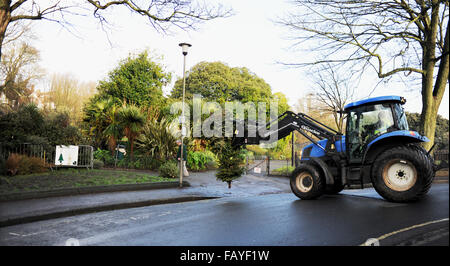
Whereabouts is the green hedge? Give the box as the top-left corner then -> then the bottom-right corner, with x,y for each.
159,160 -> 179,178
187,151 -> 217,171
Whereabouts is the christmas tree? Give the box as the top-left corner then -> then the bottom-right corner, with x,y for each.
213,140 -> 245,188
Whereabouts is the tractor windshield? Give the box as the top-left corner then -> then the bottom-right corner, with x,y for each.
346,103 -> 395,160
393,103 -> 409,130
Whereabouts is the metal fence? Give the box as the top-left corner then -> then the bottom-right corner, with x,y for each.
0,143 -> 54,164
245,155 -> 294,177
74,145 -> 94,169
245,141 -> 310,177
434,150 -> 449,169
0,143 -> 94,169
245,148 -> 449,177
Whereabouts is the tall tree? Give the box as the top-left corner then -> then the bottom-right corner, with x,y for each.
81,96 -> 114,148
170,61 -> 275,108
96,50 -> 171,107
0,42 -> 42,109
102,102 -> 121,155
117,104 -> 145,160
278,0 -> 449,150
0,0 -> 233,60
41,73 -> 96,123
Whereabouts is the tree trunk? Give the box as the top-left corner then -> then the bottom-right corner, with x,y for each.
130,137 -> 134,160
109,137 -> 117,156
227,181 -> 231,189
419,2 -> 447,152
0,0 -> 11,61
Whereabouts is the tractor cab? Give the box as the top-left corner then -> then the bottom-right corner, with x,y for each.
344,96 -> 409,162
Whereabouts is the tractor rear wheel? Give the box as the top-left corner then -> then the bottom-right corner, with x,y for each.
290,164 -> 325,200
371,145 -> 434,202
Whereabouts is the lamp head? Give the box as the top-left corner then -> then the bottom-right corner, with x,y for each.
179,43 -> 192,55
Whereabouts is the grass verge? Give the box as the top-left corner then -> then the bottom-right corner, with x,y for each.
0,168 -> 173,194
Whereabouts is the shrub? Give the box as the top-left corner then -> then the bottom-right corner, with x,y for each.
26,156 -> 47,174
94,148 -> 115,165
117,158 -> 128,168
135,117 -> 177,161
93,159 -> 104,169
18,156 -> 47,175
5,153 -> 21,176
136,156 -> 161,170
206,160 -> 218,170
159,160 -> 179,178
187,151 -> 217,171
5,154 -> 47,176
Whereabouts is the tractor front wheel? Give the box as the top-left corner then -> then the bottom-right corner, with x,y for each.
290,164 -> 325,200
371,145 -> 434,202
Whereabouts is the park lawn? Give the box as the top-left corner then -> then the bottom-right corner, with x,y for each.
0,168 -> 173,194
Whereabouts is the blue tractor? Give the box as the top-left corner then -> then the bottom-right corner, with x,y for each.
233,96 -> 435,202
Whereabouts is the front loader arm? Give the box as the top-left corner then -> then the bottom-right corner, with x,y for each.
232,111 -> 341,152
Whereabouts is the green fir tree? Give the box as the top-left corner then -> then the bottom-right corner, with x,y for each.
214,140 -> 245,188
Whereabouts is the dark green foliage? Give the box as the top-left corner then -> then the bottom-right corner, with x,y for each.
187,150 -> 217,171
44,111 -> 84,146
81,51 -> 171,151
117,105 -> 145,159
92,159 -> 104,169
158,160 -> 179,178
93,148 -> 115,165
81,97 -> 117,149
95,51 -> 171,107
0,104 -> 44,145
171,61 -> 272,104
135,117 -> 177,161
0,104 -> 84,148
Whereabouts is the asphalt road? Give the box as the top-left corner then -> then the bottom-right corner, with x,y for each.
0,184 -> 448,246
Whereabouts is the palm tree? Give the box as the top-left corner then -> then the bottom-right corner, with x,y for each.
82,99 -> 109,148
103,104 -> 121,155
117,105 -> 145,160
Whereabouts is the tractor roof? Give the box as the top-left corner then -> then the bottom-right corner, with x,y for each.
344,95 -> 405,111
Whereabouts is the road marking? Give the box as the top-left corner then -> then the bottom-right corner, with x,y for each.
361,217 -> 449,246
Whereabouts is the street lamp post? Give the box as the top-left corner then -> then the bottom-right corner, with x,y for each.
179,42 -> 191,188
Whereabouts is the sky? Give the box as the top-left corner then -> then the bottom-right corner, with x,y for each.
28,0 -> 449,118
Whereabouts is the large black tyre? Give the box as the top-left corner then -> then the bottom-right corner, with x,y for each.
290,164 -> 325,200
324,183 -> 345,195
371,145 -> 434,203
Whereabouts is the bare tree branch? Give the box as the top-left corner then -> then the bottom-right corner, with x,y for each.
277,0 -> 448,149
0,0 -> 233,60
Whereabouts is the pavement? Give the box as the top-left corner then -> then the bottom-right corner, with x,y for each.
0,170 -> 291,227
0,169 -> 447,228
